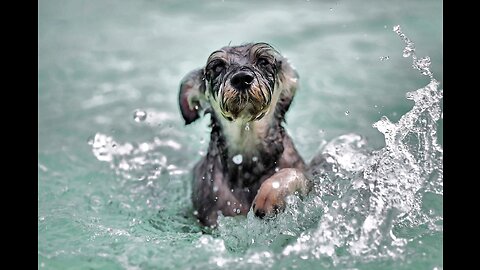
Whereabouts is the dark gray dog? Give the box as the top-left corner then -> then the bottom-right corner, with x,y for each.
179,42 -> 313,227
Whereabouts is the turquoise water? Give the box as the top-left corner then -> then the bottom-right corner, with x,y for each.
38,0 -> 443,269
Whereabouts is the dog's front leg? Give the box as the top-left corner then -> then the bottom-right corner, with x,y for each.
252,168 -> 310,218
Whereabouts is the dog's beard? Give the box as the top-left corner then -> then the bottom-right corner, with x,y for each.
218,82 -> 272,122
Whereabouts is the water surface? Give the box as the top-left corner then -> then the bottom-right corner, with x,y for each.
38,0 -> 443,269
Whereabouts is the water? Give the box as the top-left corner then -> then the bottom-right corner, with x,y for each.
38,0 -> 442,269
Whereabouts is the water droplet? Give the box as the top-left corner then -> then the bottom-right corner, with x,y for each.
213,185 -> 219,192
227,201 -> 231,206
118,160 -> 130,170
403,46 -> 414,58
345,110 -> 350,116
87,135 -> 94,145
379,56 -> 390,61
329,8 -> 333,11
232,154 -> 243,164
133,110 -> 147,122
413,56 -> 432,75
193,210 -> 198,216
272,181 -> 280,189
275,167 -> 280,172
139,142 -> 150,152
236,208 -> 241,214
332,200 -> 339,209
252,156 -> 258,162
245,123 -> 250,131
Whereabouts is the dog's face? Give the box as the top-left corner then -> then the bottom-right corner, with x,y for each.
179,42 -> 298,126
204,43 -> 278,122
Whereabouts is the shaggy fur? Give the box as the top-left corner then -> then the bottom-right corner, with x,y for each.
179,43 -> 312,226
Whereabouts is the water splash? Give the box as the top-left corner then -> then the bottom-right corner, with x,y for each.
347,26 -> 442,259
394,25 -> 416,60
89,132 -> 186,181
394,25 -> 434,80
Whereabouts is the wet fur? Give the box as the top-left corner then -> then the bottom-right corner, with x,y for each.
179,43 -> 310,226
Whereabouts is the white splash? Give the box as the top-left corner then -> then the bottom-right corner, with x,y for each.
88,132 -> 185,180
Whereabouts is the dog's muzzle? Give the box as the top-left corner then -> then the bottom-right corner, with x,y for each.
219,70 -> 271,122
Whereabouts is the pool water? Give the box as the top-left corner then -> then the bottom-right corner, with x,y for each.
38,0 -> 443,269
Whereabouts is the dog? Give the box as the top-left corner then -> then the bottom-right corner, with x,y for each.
178,42 -> 314,227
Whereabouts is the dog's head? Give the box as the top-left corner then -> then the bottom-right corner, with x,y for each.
179,42 -> 298,125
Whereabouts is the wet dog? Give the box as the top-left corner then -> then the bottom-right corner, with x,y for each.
179,42 -> 312,227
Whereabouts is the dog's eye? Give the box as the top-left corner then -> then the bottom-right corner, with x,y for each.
207,61 -> 226,80
214,64 -> 224,73
256,57 -> 271,68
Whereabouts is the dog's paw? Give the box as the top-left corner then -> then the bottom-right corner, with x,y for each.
252,179 -> 286,218
252,168 -> 308,219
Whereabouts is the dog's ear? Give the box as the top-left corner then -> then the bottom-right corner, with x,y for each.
178,68 -> 207,125
275,58 -> 299,120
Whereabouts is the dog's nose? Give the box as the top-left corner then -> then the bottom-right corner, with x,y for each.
231,71 -> 254,91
